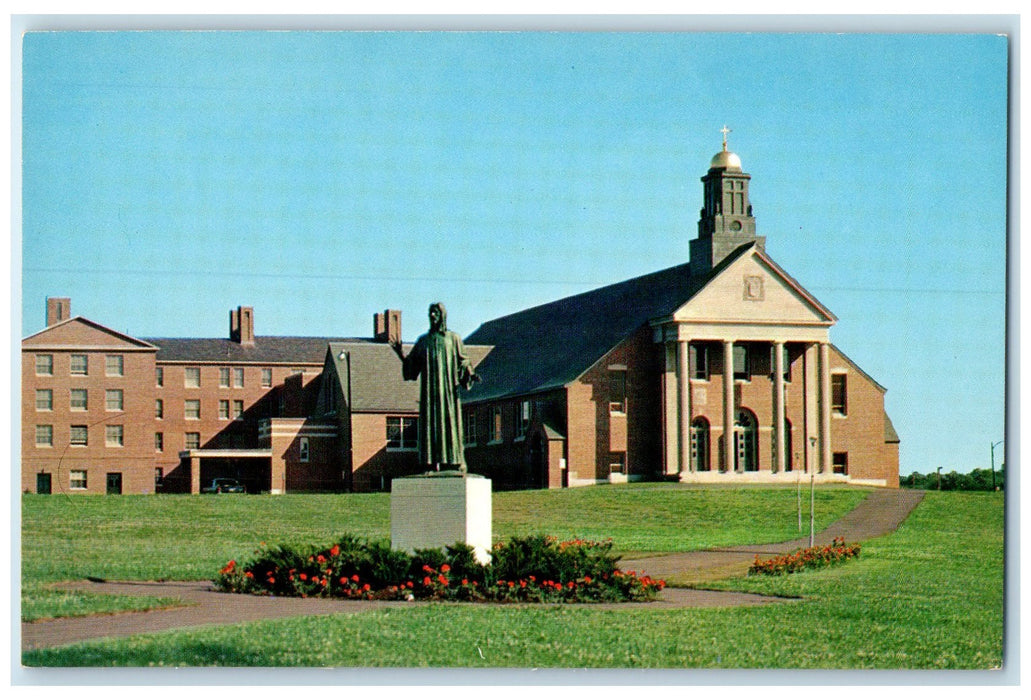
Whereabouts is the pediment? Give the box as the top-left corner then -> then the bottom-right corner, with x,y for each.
673,249 -> 835,325
22,317 -> 157,350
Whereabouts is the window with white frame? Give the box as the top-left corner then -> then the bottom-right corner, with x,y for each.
733,345 -> 750,381
36,354 -> 53,376
233,368 -> 245,388
219,400 -> 230,420
233,400 -> 244,419
35,424 -> 53,447
70,425 -> 88,446
184,432 -> 200,449
156,367 -> 164,387
609,452 -> 627,474
155,432 -> 164,452
184,367 -> 200,388
261,368 -> 273,387
609,369 -> 627,413
106,355 -> 124,377
106,425 -> 124,447
386,416 -> 418,450
69,470 -> 87,490
185,399 -> 201,420
155,399 -> 163,419
690,343 -> 709,381
831,374 -> 848,416
70,354 -> 88,375
36,389 -> 53,411
299,437 -> 310,462
219,368 -> 231,387
70,389 -> 88,411
106,389 -> 123,411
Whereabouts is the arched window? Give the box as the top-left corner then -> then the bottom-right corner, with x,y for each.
690,417 -> 711,472
734,408 -> 759,472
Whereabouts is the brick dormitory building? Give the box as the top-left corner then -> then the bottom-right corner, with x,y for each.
21,143 -> 900,495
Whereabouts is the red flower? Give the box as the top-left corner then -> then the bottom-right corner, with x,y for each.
245,571 -> 254,579
317,555 -> 326,563
351,574 -> 360,582
220,560 -> 236,574
299,573 -> 308,581
423,564 -> 433,573
583,576 -> 592,584
462,578 -> 469,585
438,575 -> 449,586
363,583 -> 371,592
423,576 -> 432,586
329,545 -> 340,557
441,564 -> 451,573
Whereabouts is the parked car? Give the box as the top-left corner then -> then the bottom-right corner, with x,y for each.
201,478 -> 246,494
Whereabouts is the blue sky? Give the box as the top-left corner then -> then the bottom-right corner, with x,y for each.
17,30 -> 1008,476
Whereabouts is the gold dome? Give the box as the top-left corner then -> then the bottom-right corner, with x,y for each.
710,149 -> 742,171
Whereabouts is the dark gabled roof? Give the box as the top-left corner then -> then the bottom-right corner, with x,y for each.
328,340 -> 493,414
143,336 -> 364,364
463,248 -> 754,403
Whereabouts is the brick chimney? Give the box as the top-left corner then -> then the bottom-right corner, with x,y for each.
373,309 -> 401,344
46,297 -> 71,327
230,306 -> 255,345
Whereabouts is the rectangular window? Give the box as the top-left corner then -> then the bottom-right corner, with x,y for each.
219,400 -> 230,420
609,370 -> 627,413
609,452 -> 627,474
690,344 -> 709,381
106,389 -> 123,411
184,367 -> 201,388
833,452 -> 849,475
35,424 -> 53,447
733,345 -> 750,381
831,374 -> 848,415
156,367 -> 164,387
70,388 -> 88,411
233,368 -> 245,388
261,368 -> 273,387
36,389 -> 53,411
35,354 -> 53,375
70,354 -> 88,375
106,425 -> 124,447
70,470 -> 87,490
155,432 -> 164,452
219,368 -> 231,388
463,408 -> 478,446
155,399 -> 163,419
185,399 -> 201,420
185,432 -> 200,450
386,416 -> 418,450
106,355 -> 124,376
515,400 -> 531,437
299,436 -> 310,462
233,400 -> 244,419
489,406 -> 503,443
70,425 -> 88,446
155,467 -> 164,485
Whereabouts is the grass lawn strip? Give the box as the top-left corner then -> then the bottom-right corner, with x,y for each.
22,484 -> 867,619
22,490 -> 1003,669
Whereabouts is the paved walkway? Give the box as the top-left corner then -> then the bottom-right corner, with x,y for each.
22,488 -> 924,652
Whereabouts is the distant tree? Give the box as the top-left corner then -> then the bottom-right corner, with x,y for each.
901,467 -> 1003,491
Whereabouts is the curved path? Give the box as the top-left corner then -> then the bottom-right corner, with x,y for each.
22,488 -> 924,652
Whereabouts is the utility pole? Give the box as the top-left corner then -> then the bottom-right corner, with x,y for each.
991,440 -> 1002,491
937,466 -> 942,491
796,451 -> 802,532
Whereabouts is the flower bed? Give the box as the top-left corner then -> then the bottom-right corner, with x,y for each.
748,537 -> 861,576
214,534 -> 664,603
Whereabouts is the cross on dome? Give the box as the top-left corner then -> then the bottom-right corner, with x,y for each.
720,124 -> 732,151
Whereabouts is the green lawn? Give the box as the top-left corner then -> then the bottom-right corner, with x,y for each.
21,483 -> 866,620
22,490 -> 1004,669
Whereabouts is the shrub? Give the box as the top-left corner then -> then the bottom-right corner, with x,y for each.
214,534 -> 664,604
748,537 -> 861,576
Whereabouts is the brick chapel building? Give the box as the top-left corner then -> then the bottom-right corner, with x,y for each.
20,142 -> 899,494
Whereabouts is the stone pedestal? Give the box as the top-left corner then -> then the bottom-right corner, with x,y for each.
390,471 -> 492,564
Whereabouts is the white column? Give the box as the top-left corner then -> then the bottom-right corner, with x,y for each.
663,341 -> 679,476
774,341 -> 786,474
723,339 -> 735,473
677,339 -> 692,473
819,342 -> 831,474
